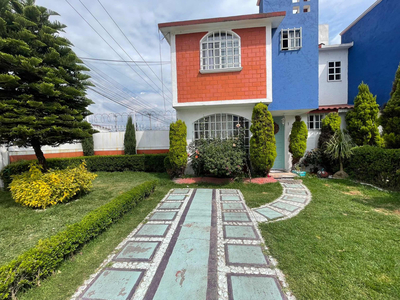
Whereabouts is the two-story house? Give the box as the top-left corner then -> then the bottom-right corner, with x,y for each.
158,0 -> 358,172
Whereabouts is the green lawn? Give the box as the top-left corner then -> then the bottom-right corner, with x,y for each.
260,177 -> 400,300
0,171 -> 160,265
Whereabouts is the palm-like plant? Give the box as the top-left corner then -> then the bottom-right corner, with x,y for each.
325,130 -> 355,177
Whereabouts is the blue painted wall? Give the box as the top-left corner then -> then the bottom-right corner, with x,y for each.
341,0 -> 400,106
260,0 -> 319,111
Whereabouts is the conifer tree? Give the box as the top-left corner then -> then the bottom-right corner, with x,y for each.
381,64 -> 400,149
124,116 -> 136,155
0,0 -> 95,170
250,103 -> 276,176
345,83 -> 383,147
289,116 -> 308,166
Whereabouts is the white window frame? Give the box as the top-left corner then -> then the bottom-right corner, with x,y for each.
307,114 -> 325,130
293,6 -> 300,14
328,61 -> 342,82
281,28 -> 302,51
200,30 -> 242,74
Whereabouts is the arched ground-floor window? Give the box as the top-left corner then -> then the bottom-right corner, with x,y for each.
193,113 -> 250,148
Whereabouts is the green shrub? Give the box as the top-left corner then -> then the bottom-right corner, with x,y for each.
250,103 -> 276,176
321,112 -> 341,132
10,162 -> 97,209
346,83 -> 383,147
124,116 -> 137,155
0,154 -> 166,189
318,112 -> 341,173
0,180 -> 157,299
300,148 -> 323,173
289,116 -> 308,166
380,64 -> 400,149
167,120 -> 187,177
189,136 -> 246,178
82,135 -> 94,156
347,146 -> 400,190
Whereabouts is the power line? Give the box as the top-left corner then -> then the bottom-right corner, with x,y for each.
79,57 -> 170,64
97,0 -> 173,96
76,0 -> 173,103
64,0 -> 172,104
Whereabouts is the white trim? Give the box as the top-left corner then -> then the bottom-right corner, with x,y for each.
199,67 -> 243,74
173,98 -> 271,108
319,42 -> 353,51
170,34 -> 178,107
266,23 -> 273,103
160,18 -> 283,43
256,0 -> 260,6
340,0 -> 382,36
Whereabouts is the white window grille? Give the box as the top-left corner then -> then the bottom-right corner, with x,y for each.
281,28 -> 302,51
193,113 -> 250,148
328,61 -> 342,81
200,31 -> 241,72
307,114 -> 325,130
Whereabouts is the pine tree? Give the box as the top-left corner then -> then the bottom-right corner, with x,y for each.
381,64 -> 400,149
345,83 -> 383,147
0,0 -> 95,170
289,116 -> 308,166
250,103 -> 276,176
124,116 -> 136,155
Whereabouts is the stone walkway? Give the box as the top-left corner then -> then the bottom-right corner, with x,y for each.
72,180 -> 311,300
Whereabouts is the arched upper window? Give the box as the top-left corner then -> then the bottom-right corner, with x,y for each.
200,31 -> 241,72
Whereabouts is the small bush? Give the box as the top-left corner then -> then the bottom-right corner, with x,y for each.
82,135 -> 94,156
347,146 -> 400,191
0,154 -> 166,189
300,148 -> 323,173
0,180 -> 157,299
250,103 -> 276,176
318,112 -> 341,173
289,116 -> 308,166
189,135 -> 246,178
167,120 -> 187,177
10,162 -> 97,209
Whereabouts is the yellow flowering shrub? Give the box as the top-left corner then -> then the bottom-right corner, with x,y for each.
9,162 -> 97,209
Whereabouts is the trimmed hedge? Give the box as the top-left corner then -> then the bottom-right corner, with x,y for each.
347,146 -> 400,191
0,180 -> 157,299
0,154 -> 167,189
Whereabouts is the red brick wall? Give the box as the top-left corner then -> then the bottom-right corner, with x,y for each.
176,27 -> 266,103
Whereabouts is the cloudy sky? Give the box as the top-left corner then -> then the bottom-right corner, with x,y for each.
35,0 -> 377,128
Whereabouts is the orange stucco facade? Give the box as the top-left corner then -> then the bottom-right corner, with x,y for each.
176,27 -> 267,103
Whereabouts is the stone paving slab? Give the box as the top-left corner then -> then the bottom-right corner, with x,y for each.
281,195 -> 307,203
165,194 -> 186,201
255,207 -> 285,220
286,189 -> 308,196
114,241 -> 160,262
222,202 -> 246,210
149,211 -> 177,221
224,225 -> 259,240
158,202 -> 183,210
271,201 -> 301,212
228,275 -> 287,300
223,212 -> 251,222
221,195 -> 242,201
134,224 -> 170,237
225,244 -> 269,267
79,269 -> 143,300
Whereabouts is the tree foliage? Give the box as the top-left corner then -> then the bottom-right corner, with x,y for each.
0,0 -> 95,170
82,135 -> 94,156
289,115 -> 308,166
380,64 -> 400,149
124,116 -> 136,155
318,112 -> 341,172
345,83 -> 383,147
166,120 -> 187,177
250,103 -> 276,176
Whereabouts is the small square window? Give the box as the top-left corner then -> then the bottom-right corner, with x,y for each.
292,0 -> 300,2
281,28 -> 302,51
293,6 -> 300,14
328,61 -> 342,82
303,5 -> 310,13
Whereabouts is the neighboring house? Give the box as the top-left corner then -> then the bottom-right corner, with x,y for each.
340,0 -> 400,106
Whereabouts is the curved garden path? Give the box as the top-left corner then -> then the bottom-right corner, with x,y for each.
72,180 -> 311,300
